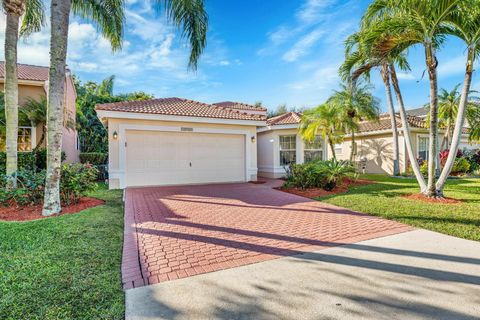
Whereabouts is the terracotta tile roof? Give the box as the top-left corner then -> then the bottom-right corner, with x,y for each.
266,112 -> 302,126
358,114 -> 470,134
0,62 -> 49,81
358,114 -> 426,133
96,97 -> 267,121
213,101 -> 267,111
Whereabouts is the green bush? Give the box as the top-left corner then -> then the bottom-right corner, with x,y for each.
285,159 -> 357,191
60,163 -> 99,205
0,170 -> 45,206
79,152 -> 107,165
451,157 -> 471,175
420,161 -> 428,176
0,149 -> 65,174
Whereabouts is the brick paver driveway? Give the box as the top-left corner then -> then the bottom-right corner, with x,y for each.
122,180 -> 411,289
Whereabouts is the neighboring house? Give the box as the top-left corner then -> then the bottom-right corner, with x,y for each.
0,62 -> 79,163
95,98 -> 266,189
257,112 -> 328,178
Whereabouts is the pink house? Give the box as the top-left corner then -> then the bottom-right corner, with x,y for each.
0,62 -> 79,163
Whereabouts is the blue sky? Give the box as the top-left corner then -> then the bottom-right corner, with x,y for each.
1,0 -> 478,113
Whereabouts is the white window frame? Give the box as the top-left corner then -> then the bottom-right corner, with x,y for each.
334,143 -> 343,155
18,126 -> 34,152
303,135 -> 324,162
417,134 -> 429,161
279,135 -> 296,166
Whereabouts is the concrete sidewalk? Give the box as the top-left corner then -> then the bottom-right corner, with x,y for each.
126,229 -> 480,320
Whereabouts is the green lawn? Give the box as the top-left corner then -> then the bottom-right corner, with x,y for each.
0,185 -> 125,320
317,174 -> 480,241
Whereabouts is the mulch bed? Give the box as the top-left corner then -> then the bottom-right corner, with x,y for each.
277,179 -> 375,198
402,193 -> 462,204
249,180 -> 267,184
0,197 -> 105,222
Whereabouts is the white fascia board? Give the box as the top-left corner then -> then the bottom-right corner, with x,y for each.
257,124 -> 299,133
96,110 -> 266,127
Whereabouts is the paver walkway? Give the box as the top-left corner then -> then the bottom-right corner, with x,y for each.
122,180 -> 411,289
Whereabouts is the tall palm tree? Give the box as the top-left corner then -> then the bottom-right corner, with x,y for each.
299,103 -> 344,160
340,31 -> 411,175
363,0 -> 459,197
328,81 -> 380,162
436,0 -> 480,194
42,0 -> 208,216
2,0 -> 44,189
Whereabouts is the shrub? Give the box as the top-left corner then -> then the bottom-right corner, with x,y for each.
319,159 -> 358,191
0,149 -> 65,174
285,159 -> 357,191
285,162 -> 325,190
0,170 -> 45,206
420,161 -> 428,176
79,152 -> 107,165
463,149 -> 480,172
451,157 -> 470,175
60,163 -> 99,205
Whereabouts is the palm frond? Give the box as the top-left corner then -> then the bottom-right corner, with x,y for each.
20,0 -> 46,37
156,0 -> 208,70
71,0 -> 125,51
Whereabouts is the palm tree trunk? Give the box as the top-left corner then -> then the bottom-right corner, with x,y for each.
436,47 -> 474,194
4,11 -> 20,189
349,130 -> 355,162
389,64 -> 427,192
328,138 -> 337,160
381,64 -> 400,176
42,0 -> 71,216
425,43 -> 440,197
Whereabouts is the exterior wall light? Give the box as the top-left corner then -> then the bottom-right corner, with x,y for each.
113,131 -> 118,140
251,136 -> 256,143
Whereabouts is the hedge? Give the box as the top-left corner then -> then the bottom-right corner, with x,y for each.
79,152 -> 107,165
0,149 -> 65,174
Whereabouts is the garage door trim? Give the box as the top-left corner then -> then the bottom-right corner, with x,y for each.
116,124 -> 254,188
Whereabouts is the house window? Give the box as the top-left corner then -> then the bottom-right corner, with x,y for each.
0,127 -> 32,152
280,135 -> 296,166
304,136 -> 323,162
418,136 -> 429,161
18,127 -> 33,151
334,143 -> 343,155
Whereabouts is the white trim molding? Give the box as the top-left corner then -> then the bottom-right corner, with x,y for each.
116,123 -> 256,188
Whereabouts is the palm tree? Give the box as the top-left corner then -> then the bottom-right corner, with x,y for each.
328,81 -> 380,162
340,31 -> 411,175
20,97 -> 47,148
425,84 -> 479,150
436,1 -> 480,194
363,0 -> 459,197
42,0 -> 208,216
299,103 -> 344,160
2,0 -> 44,189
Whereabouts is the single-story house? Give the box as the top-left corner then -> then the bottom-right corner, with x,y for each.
97,98 -> 480,188
258,108 -> 480,177
257,112 -> 329,178
0,62 -> 79,163
95,98 -> 266,189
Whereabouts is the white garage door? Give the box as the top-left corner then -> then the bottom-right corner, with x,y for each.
125,130 -> 246,187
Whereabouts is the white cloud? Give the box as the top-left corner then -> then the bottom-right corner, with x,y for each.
396,72 -> 415,80
282,28 -> 325,62
296,0 -> 337,24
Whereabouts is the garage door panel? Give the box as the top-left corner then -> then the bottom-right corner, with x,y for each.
126,130 -> 245,187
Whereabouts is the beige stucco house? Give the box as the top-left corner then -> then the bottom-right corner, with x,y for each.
0,62 -> 79,163
96,98 -> 266,189
257,109 -> 480,176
